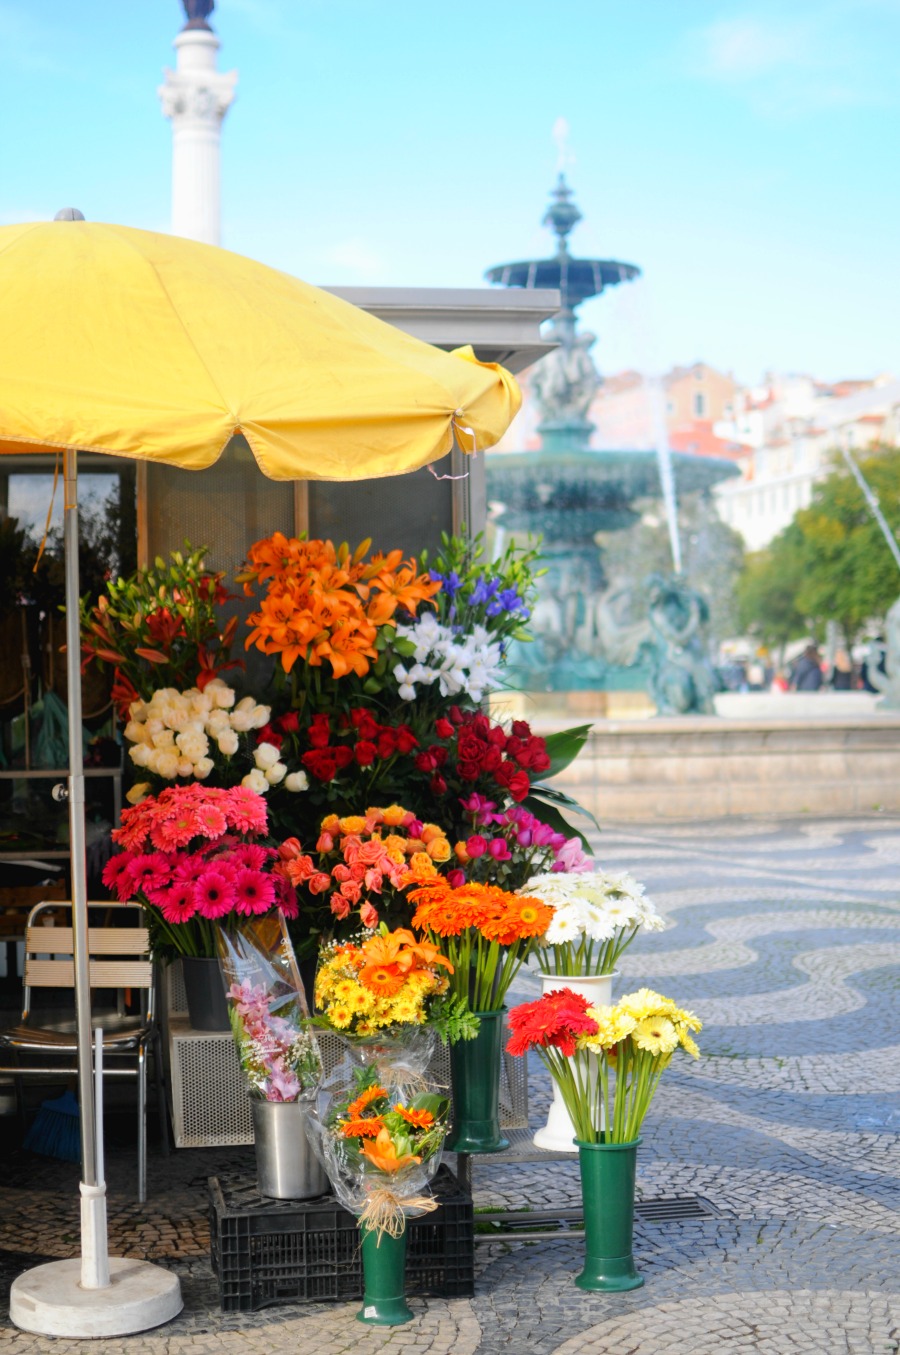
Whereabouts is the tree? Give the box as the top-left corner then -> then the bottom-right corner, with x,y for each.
737,446 -> 900,646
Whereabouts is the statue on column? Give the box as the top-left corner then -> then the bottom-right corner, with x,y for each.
532,331 -> 601,425
182,0 -> 215,27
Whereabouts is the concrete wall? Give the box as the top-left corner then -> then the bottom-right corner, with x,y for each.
552,716 -> 900,819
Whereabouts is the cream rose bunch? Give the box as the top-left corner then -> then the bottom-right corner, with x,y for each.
125,679 -> 270,783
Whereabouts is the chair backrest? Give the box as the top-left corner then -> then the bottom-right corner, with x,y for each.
22,900 -> 154,1020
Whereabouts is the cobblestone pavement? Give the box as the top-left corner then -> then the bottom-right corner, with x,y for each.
1,815 -> 899,1353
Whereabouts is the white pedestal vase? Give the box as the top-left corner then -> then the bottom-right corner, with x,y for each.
533,972 -> 617,1153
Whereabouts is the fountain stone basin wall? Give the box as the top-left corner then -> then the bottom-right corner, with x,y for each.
532,711 -> 900,819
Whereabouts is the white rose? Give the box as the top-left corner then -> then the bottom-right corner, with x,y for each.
124,721 -> 148,744
145,718 -> 164,736
176,730 -> 209,763
250,705 -> 272,730
217,729 -> 240,756
176,758 -> 195,778
129,744 -> 153,768
230,710 -> 252,733
193,757 -> 214,780
284,770 -> 309,793
205,710 -> 230,736
241,768 -> 270,794
209,681 -> 236,709
125,781 -> 151,805
265,762 -> 287,785
128,700 -> 147,722
254,742 -> 281,770
155,751 -> 181,780
234,696 -> 256,713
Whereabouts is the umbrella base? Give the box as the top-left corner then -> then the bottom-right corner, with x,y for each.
10,1257 -> 182,1337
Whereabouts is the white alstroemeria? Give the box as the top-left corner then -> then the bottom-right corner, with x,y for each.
393,615 -> 504,702
284,770 -> 309,793
242,767 -> 270,794
393,662 -> 418,702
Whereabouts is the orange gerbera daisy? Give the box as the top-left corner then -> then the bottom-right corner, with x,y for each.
394,1105 -> 435,1129
341,1116 -> 385,1138
346,1085 -> 387,1119
504,895 -> 555,938
358,963 -> 407,997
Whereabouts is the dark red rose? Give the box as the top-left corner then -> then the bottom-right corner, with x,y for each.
415,750 -> 437,773
377,731 -> 397,759
471,713 -> 491,738
487,724 -> 507,748
504,736 -> 525,760
277,711 -> 300,734
511,720 -> 532,740
334,746 -> 354,770
457,733 -> 484,765
394,725 -> 419,754
457,759 -> 482,781
431,745 -> 448,768
308,714 -> 331,749
481,746 -> 502,774
355,711 -> 381,742
449,705 -> 464,725
302,749 -> 337,781
435,718 -> 454,740
355,740 -> 377,766
256,725 -> 284,749
430,774 -> 447,796
507,769 -> 530,801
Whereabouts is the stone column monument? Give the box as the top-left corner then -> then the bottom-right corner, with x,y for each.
158,1 -> 237,246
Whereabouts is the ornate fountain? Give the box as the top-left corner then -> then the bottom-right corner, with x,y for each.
484,177 -> 738,702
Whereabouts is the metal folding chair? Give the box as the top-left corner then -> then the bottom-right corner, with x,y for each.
0,899 -> 169,1201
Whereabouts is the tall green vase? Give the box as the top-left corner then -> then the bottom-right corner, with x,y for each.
447,1008 -> 510,1153
574,1138 -> 644,1292
357,1223 -> 413,1325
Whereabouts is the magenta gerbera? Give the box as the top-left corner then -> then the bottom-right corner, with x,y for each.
102,853 -> 134,902
159,881 -> 199,925
192,868 -> 236,920
223,787 -> 268,835
233,868 -> 276,917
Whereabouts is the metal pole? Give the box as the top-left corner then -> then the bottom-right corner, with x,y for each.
63,449 -> 96,1187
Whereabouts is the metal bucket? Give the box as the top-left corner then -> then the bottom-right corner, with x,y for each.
250,1097 -> 328,1200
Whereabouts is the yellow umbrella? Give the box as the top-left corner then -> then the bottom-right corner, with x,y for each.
0,218 -> 519,475
1,213 -> 521,1337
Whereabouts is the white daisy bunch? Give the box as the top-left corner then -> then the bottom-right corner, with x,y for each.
392,613 -> 504,703
520,869 -> 666,977
125,679 -> 270,782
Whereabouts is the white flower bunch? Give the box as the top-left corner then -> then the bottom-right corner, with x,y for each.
521,870 -> 666,977
392,613 -> 504,703
125,680 -> 270,781
241,741 -> 308,796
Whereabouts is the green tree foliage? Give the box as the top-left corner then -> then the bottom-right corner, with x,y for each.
737,446 -> 900,646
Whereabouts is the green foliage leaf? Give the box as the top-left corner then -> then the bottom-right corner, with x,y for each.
542,724 -> 593,779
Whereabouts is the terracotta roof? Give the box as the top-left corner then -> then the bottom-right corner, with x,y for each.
667,420 -> 744,460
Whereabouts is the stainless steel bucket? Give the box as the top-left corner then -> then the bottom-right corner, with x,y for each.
250,1097 -> 328,1200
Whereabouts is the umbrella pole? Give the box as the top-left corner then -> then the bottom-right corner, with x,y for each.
9,447 -> 182,1336
62,450 -> 109,1288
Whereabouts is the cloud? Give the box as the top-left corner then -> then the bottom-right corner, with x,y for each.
321,237 -> 387,282
686,7 -> 896,116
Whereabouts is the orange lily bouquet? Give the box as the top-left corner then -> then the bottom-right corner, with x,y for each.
237,532 -> 441,690
314,926 -> 478,1045
316,1062 -> 450,1240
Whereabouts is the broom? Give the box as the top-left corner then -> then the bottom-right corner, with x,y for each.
23,1087 -> 82,1162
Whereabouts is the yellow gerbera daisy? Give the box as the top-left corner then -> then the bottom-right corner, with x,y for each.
632,1016 -> 678,1056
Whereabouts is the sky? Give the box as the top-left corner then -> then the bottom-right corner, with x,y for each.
0,0 -> 899,386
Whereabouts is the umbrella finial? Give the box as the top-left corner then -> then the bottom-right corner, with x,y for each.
54,208 -> 86,221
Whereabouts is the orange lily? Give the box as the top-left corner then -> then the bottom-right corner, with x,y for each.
359,1127 -> 421,1174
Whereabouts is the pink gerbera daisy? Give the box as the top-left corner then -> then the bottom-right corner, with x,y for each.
125,853 -> 171,896
173,854 -> 207,883
150,812 -> 198,852
231,843 -> 270,871
192,868 -> 235,919
194,805 -> 228,840
233,868 -> 276,916
275,877 -> 299,919
223,787 -> 268,835
158,881 -> 198,925
102,853 -> 134,902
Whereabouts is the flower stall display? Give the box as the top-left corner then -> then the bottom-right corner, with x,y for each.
80,544 -> 240,718
409,878 -> 554,1152
102,783 -> 297,1028
218,913 -> 326,1198
507,987 -> 702,1291
520,868 -> 667,1150
314,1062 -> 450,1325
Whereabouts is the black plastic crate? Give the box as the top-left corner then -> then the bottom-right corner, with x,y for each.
208,1164 -> 474,1312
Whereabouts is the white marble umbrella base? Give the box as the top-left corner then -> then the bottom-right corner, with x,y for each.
10,1258 -> 182,1338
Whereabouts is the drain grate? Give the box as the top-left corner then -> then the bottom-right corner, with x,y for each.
635,1195 -> 721,1222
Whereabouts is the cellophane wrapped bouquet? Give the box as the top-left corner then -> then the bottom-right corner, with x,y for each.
217,913 -> 322,1102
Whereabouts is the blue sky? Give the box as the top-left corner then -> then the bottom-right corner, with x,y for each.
0,0 -> 898,385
